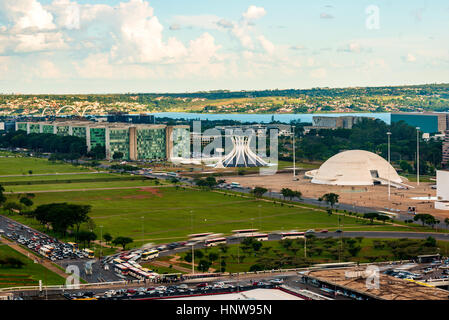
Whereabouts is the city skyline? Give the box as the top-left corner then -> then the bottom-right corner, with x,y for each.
0,0 -> 448,93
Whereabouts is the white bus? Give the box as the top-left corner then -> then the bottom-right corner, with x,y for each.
280,232 -> 305,240
245,234 -> 269,241
232,229 -> 259,235
142,250 -> 159,261
230,182 -> 241,188
189,233 -> 213,241
205,238 -> 227,247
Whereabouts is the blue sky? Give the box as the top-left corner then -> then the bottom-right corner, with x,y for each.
0,0 -> 448,93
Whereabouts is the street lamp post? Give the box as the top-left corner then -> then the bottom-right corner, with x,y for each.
292,126 -> 297,181
387,132 -> 392,201
190,210 -> 194,275
416,127 -> 420,186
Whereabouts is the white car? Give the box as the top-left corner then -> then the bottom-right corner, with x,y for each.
213,282 -> 225,288
155,286 -> 167,291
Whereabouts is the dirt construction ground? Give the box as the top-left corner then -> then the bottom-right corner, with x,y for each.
224,171 -> 449,220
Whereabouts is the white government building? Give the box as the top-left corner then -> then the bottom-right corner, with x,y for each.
435,170 -> 449,210
305,150 -> 404,187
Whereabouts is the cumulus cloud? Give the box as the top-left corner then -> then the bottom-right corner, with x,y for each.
0,0 -> 56,32
242,5 -> 266,21
258,35 -> 275,55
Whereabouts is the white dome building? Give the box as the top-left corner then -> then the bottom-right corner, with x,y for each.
305,150 -> 403,186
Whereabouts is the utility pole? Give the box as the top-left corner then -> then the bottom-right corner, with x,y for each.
387,132 -> 391,201
416,127 -> 420,186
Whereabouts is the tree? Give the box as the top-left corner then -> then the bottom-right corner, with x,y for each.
414,214 -> 435,227
112,236 -> 134,250
0,185 -> 6,207
103,232 -> 112,244
220,259 -> 226,272
445,218 -> 449,229
252,186 -> 268,198
281,188 -> 293,200
77,231 -> 97,248
197,259 -> 211,272
3,202 -> 22,215
376,215 -> 390,224
208,252 -> 219,262
32,203 -> 91,236
19,197 -> 33,208
112,152 -> 124,160
320,193 -> 339,209
364,212 -> 379,224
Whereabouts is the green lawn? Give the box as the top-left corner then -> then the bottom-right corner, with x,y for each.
0,245 -> 66,288
3,179 -> 165,193
178,237 -> 447,273
0,156 -> 91,175
7,187 -> 411,247
0,172 -> 117,183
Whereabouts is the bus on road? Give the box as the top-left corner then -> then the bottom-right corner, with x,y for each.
245,234 -> 269,241
83,249 -> 95,259
142,250 -> 159,261
280,232 -> 305,240
232,229 -> 259,235
205,238 -> 227,247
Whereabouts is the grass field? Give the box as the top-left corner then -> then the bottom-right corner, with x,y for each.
0,245 -> 66,288
0,172 -> 116,183
7,187 -> 410,247
176,237 -> 447,273
0,155 -> 91,175
3,179 -> 166,193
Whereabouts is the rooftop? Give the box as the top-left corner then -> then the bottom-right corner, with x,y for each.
305,267 -> 449,300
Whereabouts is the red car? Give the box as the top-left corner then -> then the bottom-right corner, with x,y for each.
196,282 -> 208,288
320,229 -> 329,233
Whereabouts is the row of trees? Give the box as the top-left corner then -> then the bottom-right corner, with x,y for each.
296,118 -> 442,174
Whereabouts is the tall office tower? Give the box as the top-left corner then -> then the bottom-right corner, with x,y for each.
442,130 -> 449,167
166,125 -> 190,160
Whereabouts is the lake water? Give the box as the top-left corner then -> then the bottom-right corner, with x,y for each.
149,112 -> 391,124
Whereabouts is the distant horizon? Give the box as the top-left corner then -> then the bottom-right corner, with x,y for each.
1,82 -> 448,96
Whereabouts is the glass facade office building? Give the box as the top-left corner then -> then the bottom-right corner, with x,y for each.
29,123 -> 40,134
72,126 -> 87,139
136,127 -> 166,160
90,127 -> 106,149
56,125 -> 70,136
15,121 -> 189,161
109,128 -> 130,160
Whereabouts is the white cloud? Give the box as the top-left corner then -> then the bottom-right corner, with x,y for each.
242,5 -> 266,21
0,0 -> 56,32
258,35 -> 275,55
